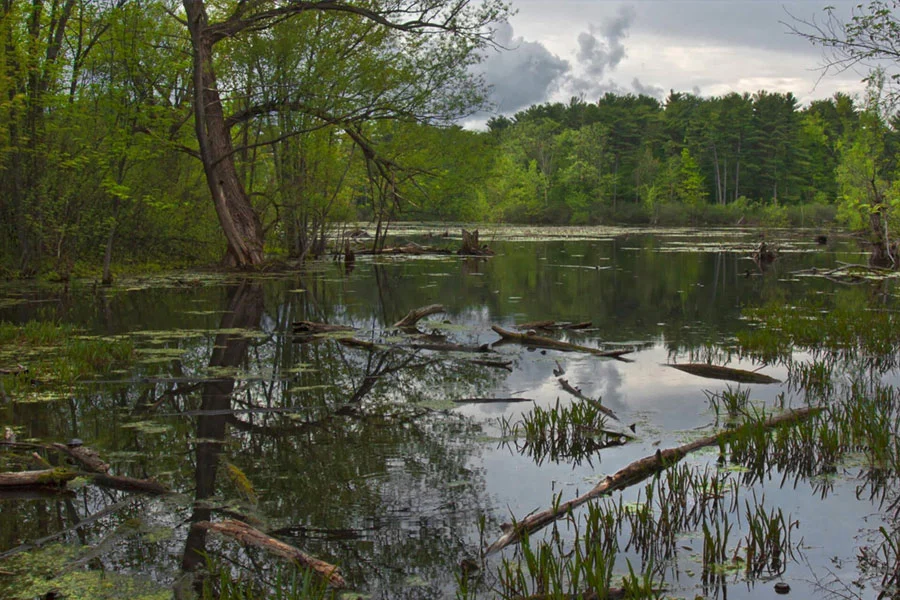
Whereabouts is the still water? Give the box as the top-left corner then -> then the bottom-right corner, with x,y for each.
0,226 -> 894,599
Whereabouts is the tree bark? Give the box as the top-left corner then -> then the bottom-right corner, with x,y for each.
184,0 -> 265,267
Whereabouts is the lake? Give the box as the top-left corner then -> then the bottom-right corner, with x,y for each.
1,226 -> 897,600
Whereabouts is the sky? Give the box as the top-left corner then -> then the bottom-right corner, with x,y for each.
472,0 -> 870,120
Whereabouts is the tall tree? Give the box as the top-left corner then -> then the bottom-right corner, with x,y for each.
179,0 -> 508,267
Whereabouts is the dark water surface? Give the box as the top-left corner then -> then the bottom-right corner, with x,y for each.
0,227 -> 894,599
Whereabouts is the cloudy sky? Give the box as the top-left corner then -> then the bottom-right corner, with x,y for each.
474,0 -> 869,118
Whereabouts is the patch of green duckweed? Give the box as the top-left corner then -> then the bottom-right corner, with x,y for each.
0,544 -> 169,600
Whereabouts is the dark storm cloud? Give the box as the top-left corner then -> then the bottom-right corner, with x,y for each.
575,6 -> 634,77
478,21 -> 571,113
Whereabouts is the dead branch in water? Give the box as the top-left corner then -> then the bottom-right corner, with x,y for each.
0,468 -> 77,489
557,378 -> 619,421
394,304 -> 445,328
491,326 -> 633,359
452,397 -> 533,404
485,407 -> 820,555
194,519 -> 345,587
665,363 -> 780,384
517,321 -> 592,331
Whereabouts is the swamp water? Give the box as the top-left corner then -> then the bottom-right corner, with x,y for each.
0,226 -> 898,600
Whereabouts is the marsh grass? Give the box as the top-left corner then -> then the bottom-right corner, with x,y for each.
498,399 -> 624,466
199,554 -> 333,600
0,321 -> 134,399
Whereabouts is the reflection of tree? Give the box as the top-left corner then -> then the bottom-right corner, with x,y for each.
182,283 -> 265,574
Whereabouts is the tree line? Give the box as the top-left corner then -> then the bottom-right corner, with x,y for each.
2,1 -> 899,278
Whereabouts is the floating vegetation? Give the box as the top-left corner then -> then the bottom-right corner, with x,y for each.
0,321 -> 134,401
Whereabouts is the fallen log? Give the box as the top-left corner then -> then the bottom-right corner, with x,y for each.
407,342 -> 493,354
195,519 -> 345,588
485,406 -> 819,555
51,443 -> 110,473
338,337 -> 381,351
517,321 -> 592,331
394,304 -> 445,328
89,473 -> 169,495
292,321 -> 355,335
357,243 -> 451,256
452,397 -> 533,404
558,378 -> 619,421
469,359 -> 513,371
491,326 -> 633,359
0,364 -> 27,375
0,468 -> 77,489
665,363 -> 780,384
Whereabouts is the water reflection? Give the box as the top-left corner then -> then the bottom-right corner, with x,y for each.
0,230 -> 896,599
182,283 -> 265,576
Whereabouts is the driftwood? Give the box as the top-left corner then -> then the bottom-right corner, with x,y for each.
485,407 -> 819,555
0,468 -> 77,489
89,473 -> 169,495
394,304 -> 445,328
459,229 -> 495,256
517,321 -> 592,331
338,337 -> 381,351
407,342 -> 493,354
470,359 -> 513,371
292,321 -> 354,335
51,443 -> 110,473
491,326 -> 633,359
558,378 -> 619,421
357,243 -> 450,256
195,519 -> 345,587
452,397 -> 533,404
517,590 -> 626,600
665,363 -> 780,384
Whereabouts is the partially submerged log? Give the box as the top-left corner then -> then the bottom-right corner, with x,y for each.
407,342 -> 493,354
357,243 -> 451,256
452,397 -> 533,404
459,229 -> 495,256
517,321 -> 592,331
665,363 -> 780,384
491,326 -> 633,359
394,304 -> 445,328
0,468 -> 77,489
752,241 -> 778,265
485,407 -> 819,555
89,473 -> 169,495
558,378 -> 619,421
469,359 -> 513,371
51,443 -> 110,473
292,321 -> 354,335
195,519 -> 345,588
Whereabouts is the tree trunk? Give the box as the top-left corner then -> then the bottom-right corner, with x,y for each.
184,0 -> 265,268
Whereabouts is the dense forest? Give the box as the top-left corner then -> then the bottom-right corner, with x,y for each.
1,1 -> 899,278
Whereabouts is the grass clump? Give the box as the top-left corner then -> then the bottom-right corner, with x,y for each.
0,320 -> 134,400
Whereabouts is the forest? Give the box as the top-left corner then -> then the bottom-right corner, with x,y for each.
1,0 -> 899,279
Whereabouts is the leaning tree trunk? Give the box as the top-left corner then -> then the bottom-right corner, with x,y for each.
184,0 -> 265,268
